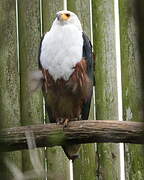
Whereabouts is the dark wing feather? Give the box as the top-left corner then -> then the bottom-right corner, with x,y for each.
81,32 -> 93,120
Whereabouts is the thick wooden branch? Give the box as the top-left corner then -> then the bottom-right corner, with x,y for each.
0,120 -> 144,152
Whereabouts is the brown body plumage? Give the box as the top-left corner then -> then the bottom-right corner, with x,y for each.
42,59 -> 92,124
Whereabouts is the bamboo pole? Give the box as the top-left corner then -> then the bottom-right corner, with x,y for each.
0,0 -> 22,179
18,1 -> 45,179
92,0 -> 120,179
119,0 -> 144,179
1,120 -> 144,151
67,0 -> 96,179
42,0 -> 64,32
67,0 -> 91,36
42,1 -> 70,179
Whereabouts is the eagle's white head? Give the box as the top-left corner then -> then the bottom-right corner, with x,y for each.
52,10 -> 82,31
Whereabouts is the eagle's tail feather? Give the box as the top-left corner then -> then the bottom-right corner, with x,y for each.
62,144 -> 81,161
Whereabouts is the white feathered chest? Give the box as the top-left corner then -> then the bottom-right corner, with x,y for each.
40,24 -> 83,81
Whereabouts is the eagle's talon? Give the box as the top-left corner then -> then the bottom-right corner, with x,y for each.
63,118 -> 69,127
56,121 -> 60,125
59,118 -> 64,124
56,118 -> 62,124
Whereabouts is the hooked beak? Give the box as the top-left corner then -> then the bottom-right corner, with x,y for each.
56,13 -> 70,21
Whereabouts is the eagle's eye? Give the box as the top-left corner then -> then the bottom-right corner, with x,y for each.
65,13 -> 70,17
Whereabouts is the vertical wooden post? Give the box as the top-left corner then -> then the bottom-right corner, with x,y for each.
119,0 -> 144,179
18,1 -> 45,179
42,0 -> 64,32
67,0 -> 97,179
42,0 -> 70,179
0,0 -> 22,179
92,0 -> 120,179
67,0 -> 91,36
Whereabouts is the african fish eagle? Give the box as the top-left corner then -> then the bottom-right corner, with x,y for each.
32,10 -> 93,160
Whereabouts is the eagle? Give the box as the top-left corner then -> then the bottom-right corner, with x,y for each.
30,10 -> 93,161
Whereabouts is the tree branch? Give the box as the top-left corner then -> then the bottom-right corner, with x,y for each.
0,120 -> 144,152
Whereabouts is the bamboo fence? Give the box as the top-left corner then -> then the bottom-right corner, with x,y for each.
0,0 -> 144,180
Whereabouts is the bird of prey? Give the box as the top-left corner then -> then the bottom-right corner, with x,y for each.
31,10 -> 93,160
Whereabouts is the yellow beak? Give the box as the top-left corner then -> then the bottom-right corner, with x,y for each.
60,13 -> 69,21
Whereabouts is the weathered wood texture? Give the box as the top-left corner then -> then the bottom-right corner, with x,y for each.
1,120 -> 144,152
92,0 -> 120,179
46,147 -> 70,180
67,0 -> 91,37
67,1 -> 96,179
119,0 -> 144,179
0,0 -> 22,179
42,1 -> 70,180
42,0 -> 64,32
18,1 -> 45,179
